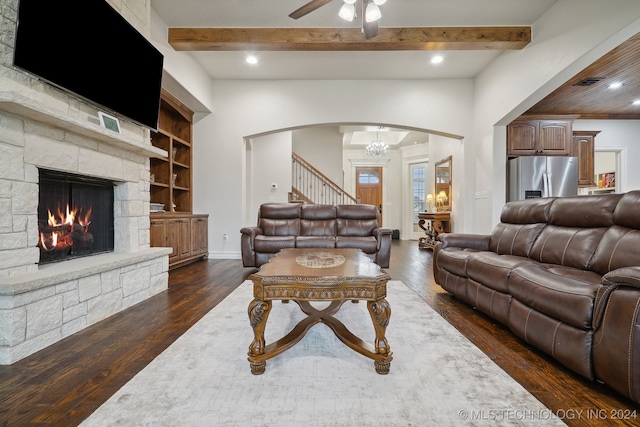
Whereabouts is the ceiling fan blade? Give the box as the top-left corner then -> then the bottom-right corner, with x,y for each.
363,20 -> 379,39
289,0 -> 334,20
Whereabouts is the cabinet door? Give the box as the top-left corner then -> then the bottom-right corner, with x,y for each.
571,132 -> 597,187
177,219 -> 191,259
538,121 -> 571,155
507,120 -> 538,155
150,218 -> 166,247
508,119 -> 573,156
166,219 -> 183,263
191,217 -> 208,256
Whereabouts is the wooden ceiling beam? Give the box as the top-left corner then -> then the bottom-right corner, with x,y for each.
168,26 -> 531,51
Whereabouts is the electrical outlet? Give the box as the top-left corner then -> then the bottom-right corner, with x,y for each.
223,233 -> 229,242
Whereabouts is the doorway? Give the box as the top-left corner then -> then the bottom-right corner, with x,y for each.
356,167 -> 383,224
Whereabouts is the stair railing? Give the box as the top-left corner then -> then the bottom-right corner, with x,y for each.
291,152 -> 359,205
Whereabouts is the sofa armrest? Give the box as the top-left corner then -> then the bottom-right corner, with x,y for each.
373,228 -> 392,268
602,266 -> 640,289
240,226 -> 262,238
593,267 -> 640,329
438,233 -> 491,251
240,227 -> 263,267
592,266 -> 640,403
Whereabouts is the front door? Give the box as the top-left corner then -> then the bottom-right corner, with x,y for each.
356,167 -> 383,224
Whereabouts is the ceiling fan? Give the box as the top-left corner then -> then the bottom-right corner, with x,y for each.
289,0 -> 381,39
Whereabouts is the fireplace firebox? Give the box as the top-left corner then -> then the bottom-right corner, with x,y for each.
38,170 -> 115,264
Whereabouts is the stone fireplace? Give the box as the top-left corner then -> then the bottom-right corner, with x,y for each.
0,0 -> 169,365
0,93 -> 171,364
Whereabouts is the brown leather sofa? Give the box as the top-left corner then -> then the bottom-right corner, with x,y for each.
241,203 -> 392,268
434,191 -> 640,404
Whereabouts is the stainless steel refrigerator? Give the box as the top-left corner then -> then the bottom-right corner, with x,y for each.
508,156 -> 578,201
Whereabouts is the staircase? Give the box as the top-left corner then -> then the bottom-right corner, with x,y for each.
291,152 -> 359,205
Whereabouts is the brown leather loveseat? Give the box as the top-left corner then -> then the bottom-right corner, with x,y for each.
241,203 -> 392,268
434,191 -> 640,404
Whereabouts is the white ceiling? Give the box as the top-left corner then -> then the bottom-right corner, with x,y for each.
151,0 -> 559,80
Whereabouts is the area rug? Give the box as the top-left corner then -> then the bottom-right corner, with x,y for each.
81,281 -> 565,426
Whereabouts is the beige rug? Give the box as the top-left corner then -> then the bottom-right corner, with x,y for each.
81,281 -> 565,426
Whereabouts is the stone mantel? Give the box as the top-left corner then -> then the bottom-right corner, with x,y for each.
0,91 -> 167,159
0,248 -> 172,297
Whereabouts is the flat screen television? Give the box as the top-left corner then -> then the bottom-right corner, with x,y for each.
13,0 -> 164,130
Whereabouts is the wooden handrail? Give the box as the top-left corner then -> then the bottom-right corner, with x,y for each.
292,152 -> 359,204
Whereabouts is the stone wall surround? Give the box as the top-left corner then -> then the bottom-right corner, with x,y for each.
0,0 -> 170,364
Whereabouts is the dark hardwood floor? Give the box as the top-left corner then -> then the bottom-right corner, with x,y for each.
0,240 -> 637,426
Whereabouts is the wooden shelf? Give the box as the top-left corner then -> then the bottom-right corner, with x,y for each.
149,90 -> 194,213
149,90 -> 208,269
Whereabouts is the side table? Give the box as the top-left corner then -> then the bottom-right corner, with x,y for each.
418,212 -> 451,250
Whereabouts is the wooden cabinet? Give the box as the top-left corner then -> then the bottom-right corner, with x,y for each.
571,131 -> 599,187
507,117 -> 578,156
150,213 -> 209,269
191,216 -> 209,255
149,90 -> 209,269
150,90 -> 193,213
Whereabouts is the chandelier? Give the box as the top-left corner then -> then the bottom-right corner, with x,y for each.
365,132 -> 389,158
339,0 -> 387,23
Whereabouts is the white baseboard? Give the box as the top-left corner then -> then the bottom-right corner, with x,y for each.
207,251 -> 242,260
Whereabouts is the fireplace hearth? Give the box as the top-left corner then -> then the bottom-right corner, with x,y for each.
38,170 -> 115,264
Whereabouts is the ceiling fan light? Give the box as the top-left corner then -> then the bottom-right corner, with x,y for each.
373,0 -> 387,5
339,3 -> 356,21
365,3 -> 382,22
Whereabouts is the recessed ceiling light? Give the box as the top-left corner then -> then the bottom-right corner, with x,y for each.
608,81 -> 623,89
246,55 -> 258,65
431,55 -> 444,64
632,100 -> 640,106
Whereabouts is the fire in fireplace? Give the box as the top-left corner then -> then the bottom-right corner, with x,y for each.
38,170 -> 115,264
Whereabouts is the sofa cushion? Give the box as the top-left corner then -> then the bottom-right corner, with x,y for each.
301,204 -> 337,220
336,236 -> 377,253
296,236 -> 336,248
258,203 -> 301,236
489,223 -> 546,257
259,203 -> 301,219
589,226 -> 640,275
508,264 -> 602,330
336,204 -> 379,237
436,247 -> 480,277
254,235 -> 296,253
529,226 -> 607,270
547,194 -> 620,228
500,197 -> 553,224
613,191 -> 640,229
467,252 -> 539,293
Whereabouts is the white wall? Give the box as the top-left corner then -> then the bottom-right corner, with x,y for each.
574,120 -> 640,191
192,79 -> 473,256
247,132 -> 292,218
150,9 -> 214,118
292,127 -> 344,187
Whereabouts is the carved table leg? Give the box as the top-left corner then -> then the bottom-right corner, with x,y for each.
367,299 -> 392,374
247,298 -> 272,374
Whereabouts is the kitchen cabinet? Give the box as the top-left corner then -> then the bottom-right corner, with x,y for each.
507,117 -> 578,156
571,131 -> 599,187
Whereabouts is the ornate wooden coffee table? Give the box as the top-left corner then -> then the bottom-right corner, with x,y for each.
247,248 -> 393,375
